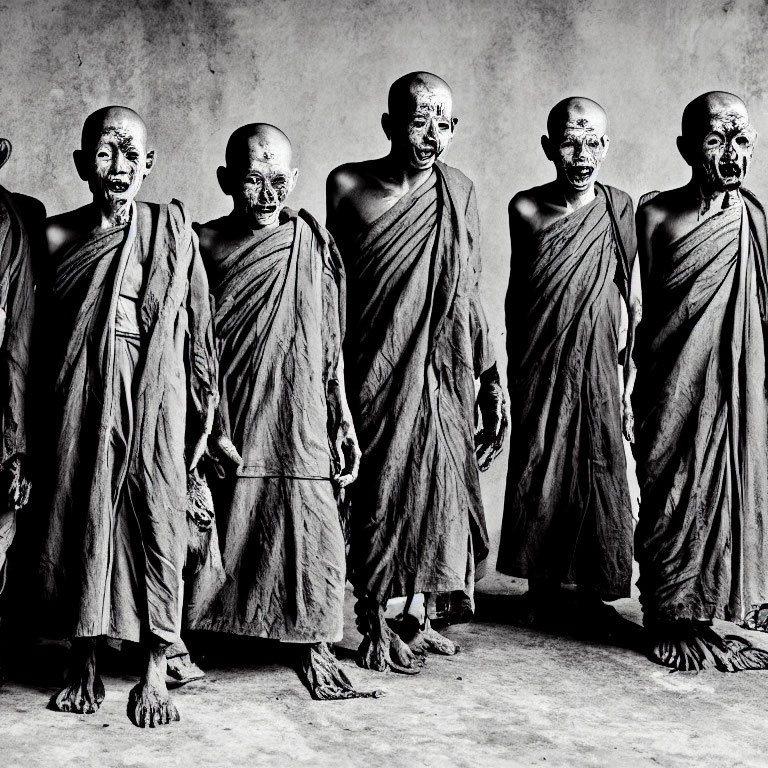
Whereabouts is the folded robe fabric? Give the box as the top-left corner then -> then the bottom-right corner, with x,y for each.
0,186 -> 34,593
498,185 -> 635,600
37,200 -> 216,644
192,208 -> 347,642
634,191 -> 768,623
342,162 -> 494,608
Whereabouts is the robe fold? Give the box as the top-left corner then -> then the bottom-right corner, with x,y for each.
0,186 -> 35,592
193,208 -> 347,642
38,200 -> 217,644
343,161 -> 494,608
498,186 -> 635,599
634,191 -> 768,623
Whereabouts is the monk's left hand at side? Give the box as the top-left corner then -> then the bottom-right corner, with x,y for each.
4,455 -> 30,513
475,365 -> 508,472
334,421 -> 361,488
622,396 -> 635,444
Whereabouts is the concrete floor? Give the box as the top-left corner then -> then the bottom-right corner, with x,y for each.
3,572 -> 768,768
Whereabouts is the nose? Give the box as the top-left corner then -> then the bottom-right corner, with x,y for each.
425,118 -> 438,144
259,181 -> 277,204
112,152 -> 130,175
724,141 -> 738,160
572,140 -> 586,162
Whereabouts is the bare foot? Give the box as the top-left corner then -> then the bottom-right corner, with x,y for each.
357,603 -> 422,674
300,643 -> 383,699
50,638 -> 105,715
649,620 -> 768,672
127,645 -> 180,728
408,617 -> 460,656
166,652 -> 205,687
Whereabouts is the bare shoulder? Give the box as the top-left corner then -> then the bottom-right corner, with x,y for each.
45,206 -> 91,259
195,216 -> 230,255
326,161 -> 377,201
636,188 -> 683,235
508,186 -> 547,226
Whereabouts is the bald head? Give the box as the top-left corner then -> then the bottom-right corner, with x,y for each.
219,123 -> 298,229
81,105 -> 147,151
224,123 -> 293,172
387,72 -> 453,118
547,97 -> 608,139
681,91 -> 748,140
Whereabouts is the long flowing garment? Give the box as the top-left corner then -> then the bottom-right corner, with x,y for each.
0,186 -> 34,592
193,209 -> 347,643
634,192 -> 768,623
498,186 -> 635,599
37,200 -> 217,644
343,162 -> 495,610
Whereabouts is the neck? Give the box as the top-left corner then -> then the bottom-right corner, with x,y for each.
688,178 -> 738,215
557,179 -> 596,212
92,199 -> 132,230
383,151 -> 435,188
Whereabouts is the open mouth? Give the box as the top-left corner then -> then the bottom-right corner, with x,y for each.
106,178 -> 130,194
566,166 -> 594,185
718,162 -> 741,180
414,147 -> 436,163
255,204 -> 278,218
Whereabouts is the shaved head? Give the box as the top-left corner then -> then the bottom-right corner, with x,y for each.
224,123 -> 293,171
547,97 -> 608,138
81,105 -> 147,151
387,71 -> 453,117
681,91 -> 748,139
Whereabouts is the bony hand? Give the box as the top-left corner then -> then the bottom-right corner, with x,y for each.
333,422 -> 361,489
622,396 -> 635,444
187,467 -> 214,532
207,432 -> 244,479
475,367 -> 508,472
5,456 -> 30,512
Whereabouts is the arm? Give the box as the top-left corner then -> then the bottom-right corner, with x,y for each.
466,183 -> 508,471
622,255 -> 642,443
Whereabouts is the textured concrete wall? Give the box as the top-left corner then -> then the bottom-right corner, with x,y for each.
1,0 -> 766,567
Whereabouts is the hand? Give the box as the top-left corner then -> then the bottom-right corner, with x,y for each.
475,370 -> 508,472
333,421 -> 361,488
187,467 -> 214,532
5,456 -> 30,512
622,396 -> 635,444
207,432 -> 243,479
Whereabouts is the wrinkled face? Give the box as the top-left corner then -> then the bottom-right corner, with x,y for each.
552,116 -> 608,192
392,84 -> 455,171
233,141 -> 296,228
697,108 -> 757,191
87,118 -> 149,211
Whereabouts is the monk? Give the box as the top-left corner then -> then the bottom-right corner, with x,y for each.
192,124 -> 377,699
37,106 -> 217,725
0,135 -> 38,627
498,97 -> 640,630
634,91 -> 768,672
327,72 -> 506,673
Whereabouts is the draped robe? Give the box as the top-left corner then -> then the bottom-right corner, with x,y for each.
343,162 -> 495,608
0,186 -> 34,592
634,191 -> 768,623
38,200 -> 217,644
498,186 -> 635,599
193,209 -> 347,642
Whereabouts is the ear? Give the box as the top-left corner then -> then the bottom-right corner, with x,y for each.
381,112 -> 392,141
289,167 -> 299,192
144,149 -> 155,177
0,139 -> 11,171
676,136 -> 693,166
541,135 -> 554,161
601,134 -> 610,159
73,148 -> 89,181
451,117 -> 458,133
217,166 -> 232,196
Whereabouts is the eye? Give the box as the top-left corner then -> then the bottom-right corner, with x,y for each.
97,151 -> 110,159
126,153 -> 139,162
437,121 -> 451,131
735,135 -> 751,147
705,135 -> 723,148
411,119 -> 427,128
586,137 -> 600,149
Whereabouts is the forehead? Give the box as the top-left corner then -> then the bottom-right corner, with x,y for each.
408,83 -> 453,114
559,107 -> 606,135
242,136 -> 292,169
705,105 -> 750,129
95,118 -> 146,146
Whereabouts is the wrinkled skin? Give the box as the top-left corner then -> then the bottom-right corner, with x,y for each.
74,107 -> 154,228
217,125 -> 298,230
50,638 -> 105,714
384,79 -> 457,172
300,642 -> 383,700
